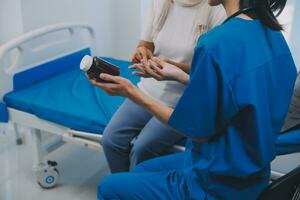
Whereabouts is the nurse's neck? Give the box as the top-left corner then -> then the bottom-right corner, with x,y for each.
222,0 -> 252,20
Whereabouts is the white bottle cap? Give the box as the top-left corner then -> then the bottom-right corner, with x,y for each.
80,55 -> 93,71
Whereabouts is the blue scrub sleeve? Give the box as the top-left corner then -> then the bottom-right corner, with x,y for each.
168,47 -> 238,140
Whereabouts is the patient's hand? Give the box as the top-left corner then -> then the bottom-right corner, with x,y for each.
89,74 -> 136,97
132,46 -> 153,64
150,58 -> 188,81
131,57 -> 189,85
129,63 -> 152,78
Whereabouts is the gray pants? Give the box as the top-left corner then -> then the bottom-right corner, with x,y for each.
101,99 -> 184,173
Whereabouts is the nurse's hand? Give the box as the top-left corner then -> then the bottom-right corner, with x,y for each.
90,74 -> 137,97
148,58 -> 190,85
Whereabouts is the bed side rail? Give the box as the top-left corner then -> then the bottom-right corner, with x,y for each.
0,23 -> 95,101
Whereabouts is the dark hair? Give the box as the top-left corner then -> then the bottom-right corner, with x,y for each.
240,0 -> 287,31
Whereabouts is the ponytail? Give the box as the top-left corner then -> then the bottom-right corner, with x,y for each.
240,0 -> 287,31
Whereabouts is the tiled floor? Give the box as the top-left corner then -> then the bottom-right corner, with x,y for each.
0,124 -> 109,200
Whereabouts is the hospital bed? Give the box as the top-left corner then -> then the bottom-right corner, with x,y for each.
0,23 -> 300,195
0,23 -> 138,188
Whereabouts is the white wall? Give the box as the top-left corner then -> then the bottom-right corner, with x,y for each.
19,0 -> 143,60
20,0 -> 115,57
0,0 -> 142,60
289,0 -> 300,68
278,0 -> 295,42
111,0 -> 141,60
0,1 -> 298,63
0,0 -> 23,45
141,0 -> 151,24
276,0 -> 300,69
140,0 -> 151,37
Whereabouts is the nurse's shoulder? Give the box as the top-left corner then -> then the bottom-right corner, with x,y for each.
196,18 -> 251,52
194,17 -> 294,79
193,18 -> 253,80
197,17 -> 291,55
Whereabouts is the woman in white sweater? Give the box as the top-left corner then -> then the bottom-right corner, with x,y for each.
101,0 -> 226,173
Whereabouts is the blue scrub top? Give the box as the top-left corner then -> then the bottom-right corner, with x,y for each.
168,18 -> 297,200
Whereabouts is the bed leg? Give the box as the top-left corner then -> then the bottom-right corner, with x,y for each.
31,129 -> 59,189
31,129 -> 44,167
13,123 -> 23,145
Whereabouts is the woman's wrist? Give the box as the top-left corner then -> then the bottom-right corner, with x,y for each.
178,73 -> 190,85
164,59 -> 190,74
137,41 -> 155,53
128,87 -> 151,112
124,86 -> 148,110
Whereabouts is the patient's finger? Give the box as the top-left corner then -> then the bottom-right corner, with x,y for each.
140,48 -> 149,62
149,61 -> 166,79
128,64 -> 139,69
149,59 -> 161,69
130,64 -> 147,74
148,60 -> 160,73
131,55 -> 138,64
147,49 -> 154,59
151,57 -> 161,63
150,64 -> 164,76
144,62 -> 162,80
133,53 -> 141,63
151,58 -> 163,69
132,71 -> 149,78
136,52 -> 143,61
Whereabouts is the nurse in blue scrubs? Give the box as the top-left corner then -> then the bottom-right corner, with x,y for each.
90,0 -> 297,199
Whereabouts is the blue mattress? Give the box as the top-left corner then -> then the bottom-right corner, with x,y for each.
276,129 -> 300,155
3,50 -> 300,155
4,57 -> 140,134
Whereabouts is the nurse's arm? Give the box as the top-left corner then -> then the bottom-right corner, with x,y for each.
91,74 -> 206,143
130,87 -> 207,143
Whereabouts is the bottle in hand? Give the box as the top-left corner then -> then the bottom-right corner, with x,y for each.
80,55 -> 120,82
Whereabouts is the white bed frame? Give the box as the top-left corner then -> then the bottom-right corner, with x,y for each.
0,23 -> 106,188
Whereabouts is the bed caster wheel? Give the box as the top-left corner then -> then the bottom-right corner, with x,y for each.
35,160 -> 60,189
